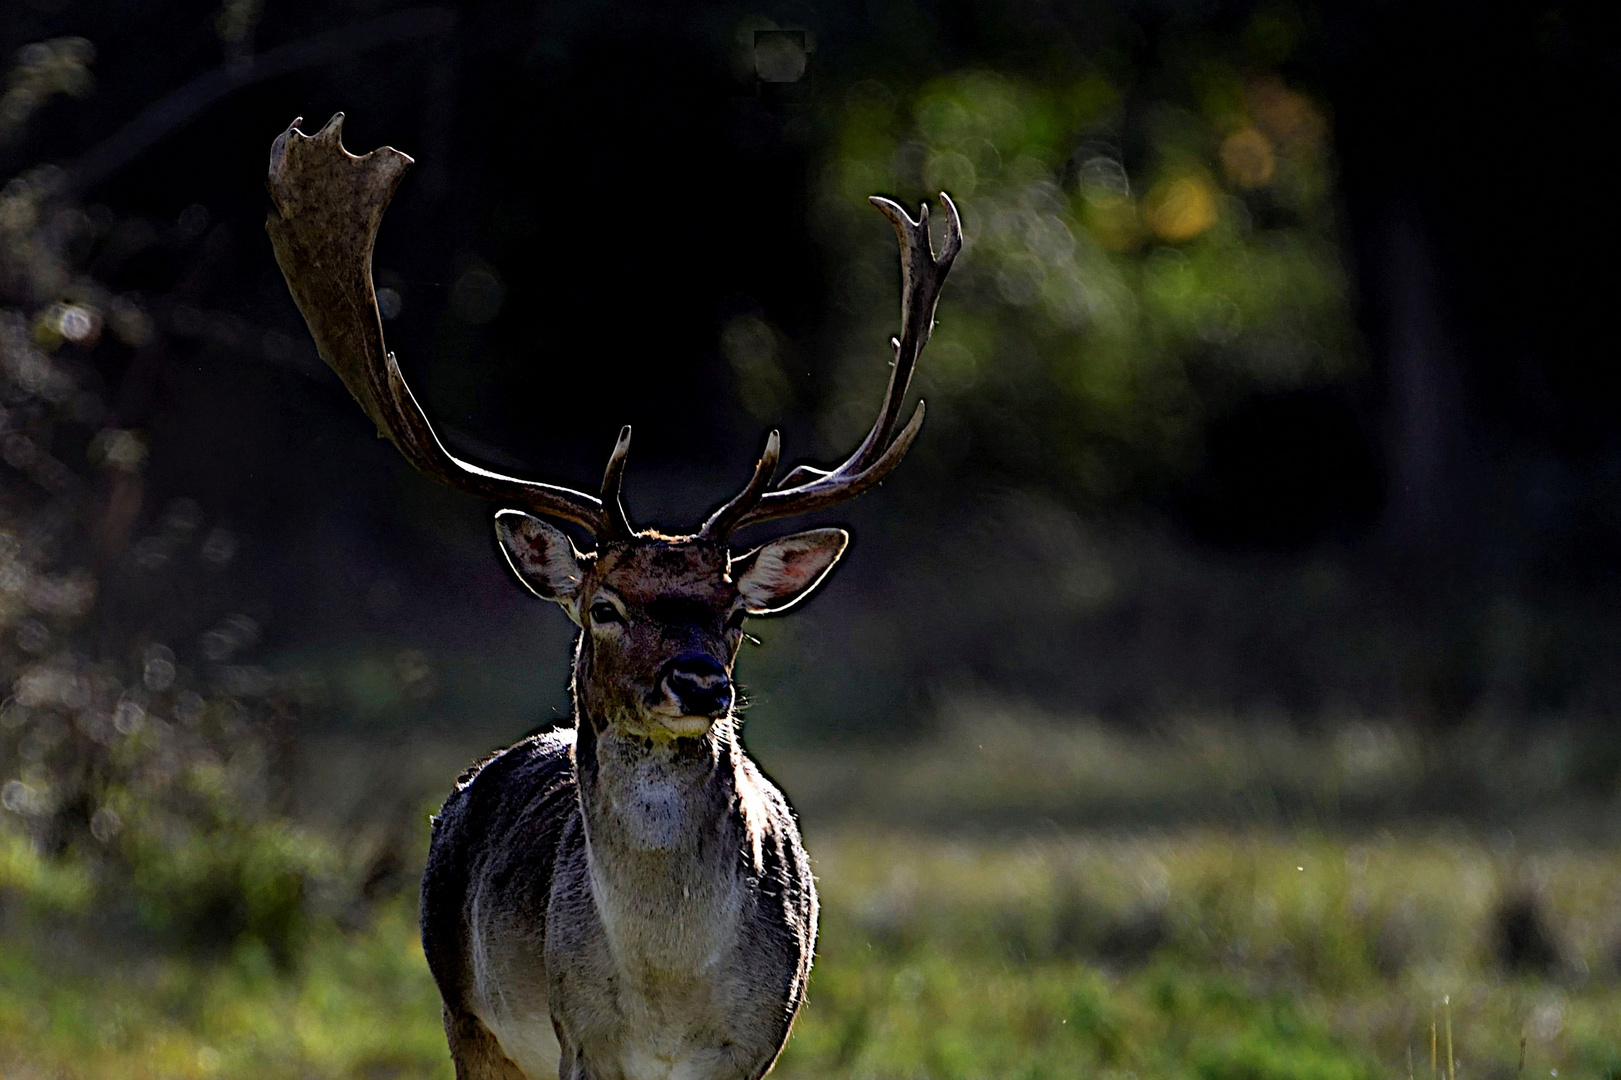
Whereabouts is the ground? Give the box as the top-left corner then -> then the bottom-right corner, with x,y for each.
5,820 -> 1621,1079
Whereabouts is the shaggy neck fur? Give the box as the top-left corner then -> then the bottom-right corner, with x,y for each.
571,635 -> 750,981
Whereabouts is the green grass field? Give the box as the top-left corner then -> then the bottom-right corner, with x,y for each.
6,822 -> 1621,1080
7,711 -> 1621,1079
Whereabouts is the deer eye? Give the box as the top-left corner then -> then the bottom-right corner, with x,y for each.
589,600 -> 625,626
725,608 -> 747,631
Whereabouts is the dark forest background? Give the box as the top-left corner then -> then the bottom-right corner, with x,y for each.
1,0 -> 1617,750
7,4 -> 1621,1076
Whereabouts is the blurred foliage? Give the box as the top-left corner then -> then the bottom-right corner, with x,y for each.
766,702 -> 1621,832
0,37 -> 95,148
0,35 -> 364,966
807,61 -> 1356,502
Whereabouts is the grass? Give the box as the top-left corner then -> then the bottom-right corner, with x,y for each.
7,824 -> 1621,1079
0,897 -> 445,1079
789,829 -> 1621,1078
7,709 -> 1621,1079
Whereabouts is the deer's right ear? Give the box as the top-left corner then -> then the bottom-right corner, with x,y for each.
494,510 -> 589,621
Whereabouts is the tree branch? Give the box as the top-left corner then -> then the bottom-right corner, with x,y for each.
54,7 -> 456,198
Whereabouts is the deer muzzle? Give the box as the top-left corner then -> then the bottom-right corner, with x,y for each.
657,654 -> 732,732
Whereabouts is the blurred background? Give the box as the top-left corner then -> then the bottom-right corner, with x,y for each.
2,1 -> 1620,1077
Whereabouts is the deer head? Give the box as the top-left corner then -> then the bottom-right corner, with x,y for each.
266,114 -> 960,742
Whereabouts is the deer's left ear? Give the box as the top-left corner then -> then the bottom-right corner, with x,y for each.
730,528 -> 850,615
494,510 -> 589,622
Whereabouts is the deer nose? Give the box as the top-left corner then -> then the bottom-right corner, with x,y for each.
660,654 -> 732,717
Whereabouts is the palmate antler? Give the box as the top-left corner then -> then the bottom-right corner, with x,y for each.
266,115 -> 960,544
266,114 -> 606,532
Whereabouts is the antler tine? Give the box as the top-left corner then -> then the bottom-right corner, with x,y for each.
714,192 -> 960,536
699,430 -> 780,540
266,114 -> 606,533
843,192 -> 962,474
598,426 -> 635,541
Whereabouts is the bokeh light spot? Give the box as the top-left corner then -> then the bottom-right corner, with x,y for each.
1221,128 -> 1276,188
1143,177 -> 1219,243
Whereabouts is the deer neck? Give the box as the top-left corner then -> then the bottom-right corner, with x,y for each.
572,711 -> 749,975
574,714 -> 741,852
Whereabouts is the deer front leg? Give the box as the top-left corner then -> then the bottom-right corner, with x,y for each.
444,1009 -> 542,1080
558,1050 -> 755,1080
557,1042 -> 605,1080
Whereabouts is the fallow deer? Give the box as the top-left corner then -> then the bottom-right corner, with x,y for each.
265,114 -> 959,1080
